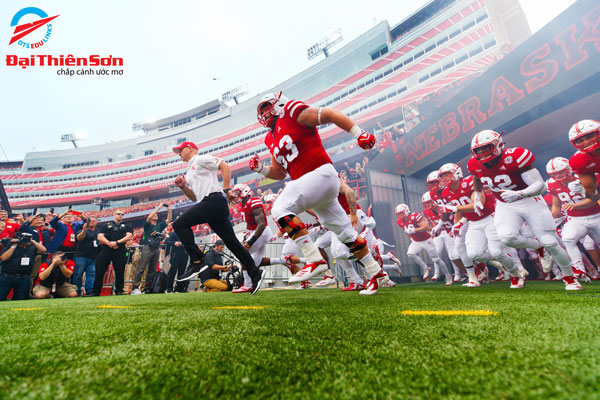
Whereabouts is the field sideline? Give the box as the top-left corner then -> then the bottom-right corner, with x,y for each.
1,281 -> 599,399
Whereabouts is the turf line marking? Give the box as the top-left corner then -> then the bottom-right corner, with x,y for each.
11,307 -> 42,311
212,306 -> 265,310
400,310 -> 498,316
97,305 -> 132,309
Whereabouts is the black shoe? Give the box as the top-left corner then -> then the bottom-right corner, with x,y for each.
251,269 -> 266,295
177,263 -> 208,282
86,293 -> 99,297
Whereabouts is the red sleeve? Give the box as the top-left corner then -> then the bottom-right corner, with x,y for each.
510,147 -> 535,170
66,260 -> 75,272
284,100 -> 310,122
467,157 -> 478,176
412,213 -> 423,222
569,152 -> 593,174
39,263 -> 49,274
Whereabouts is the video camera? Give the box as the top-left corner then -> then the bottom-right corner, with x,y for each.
16,232 -> 33,245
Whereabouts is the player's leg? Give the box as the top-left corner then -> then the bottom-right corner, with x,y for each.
314,231 -> 336,286
561,218 -> 589,279
454,226 -> 479,287
338,259 -> 365,290
423,239 -> 452,285
494,201 -> 540,250
407,241 -> 430,279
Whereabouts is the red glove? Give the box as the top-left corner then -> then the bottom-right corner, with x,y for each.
451,220 -> 464,238
249,153 -> 264,173
439,205 -> 457,214
357,132 -> 376,150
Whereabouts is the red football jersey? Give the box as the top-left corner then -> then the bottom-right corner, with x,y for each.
442,176 -> 495,222
546,177 -> 600,217
423,207 -> 452,233
0,221 -> 21,239
569,151 -> 600,175
429,188 -> 446,208
264,100 -> 332,180
241,197 -> 267,231
467,147 -> 535,203
397,213 -> 430,242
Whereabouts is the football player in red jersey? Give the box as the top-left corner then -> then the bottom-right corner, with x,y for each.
249,92 -> 386,295
567,120 -> 600,201
545,157 -> 600,282
439,163 -> 524,288
230,184 -> 306,293
469,130 -> 581,290
395,204 -> 451,284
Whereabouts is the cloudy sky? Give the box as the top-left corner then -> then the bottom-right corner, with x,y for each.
0,0 -> 575,161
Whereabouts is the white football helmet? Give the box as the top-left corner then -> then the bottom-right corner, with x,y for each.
426,171 -> 440,191
421,192 -> 434,209
395,203 -> 410,217
231,184 -> 253,202
546,157 -> 571,182
568,119 -> 600,153
257,91 -> 290,128
471,130 -> 504,162
438,163 -> 463,187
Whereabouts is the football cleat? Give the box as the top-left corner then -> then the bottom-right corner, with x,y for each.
315,275 -> 336,287
387,252 -> 402,269
283,255 -> 296,272
572,267 -> 591,283
341,282 -> 365,291
296,280 -> 311,290
445,278 -> 453,286
537,247 -> 554,273
509,277 -> 525,289
563,276 -> 583,291
462,280 -> 481,288
430,274 -> 440,281
423,267 -> 431,280
385,279 -> 397,287
232,285 -> 253,293
288,260 -> 328,283
453,273 -> 461,282
359,271 -> 388,296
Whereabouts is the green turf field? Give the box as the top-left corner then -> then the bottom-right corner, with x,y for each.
1,281 -> 599,399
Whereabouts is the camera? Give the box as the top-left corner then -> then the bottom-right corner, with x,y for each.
17,232 -> 33,245
163,203 -> 169,207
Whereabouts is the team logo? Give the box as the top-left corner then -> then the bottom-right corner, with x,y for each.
499,165 -> 507,170
461,182 -> 467,188
504,156 -> 513,164
9,7 -> 59,48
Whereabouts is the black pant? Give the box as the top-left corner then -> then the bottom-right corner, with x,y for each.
93,245 -> 127,295
167,253 -> 189,292
172,192 -> 260,277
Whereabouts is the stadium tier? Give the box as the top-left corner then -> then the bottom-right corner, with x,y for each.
2,0 -> 529,212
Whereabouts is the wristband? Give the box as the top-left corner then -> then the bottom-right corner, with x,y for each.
223,188 -> 232,194
349,125 -> 362,138
247,236 -> 258,246
258,166 -> 270,177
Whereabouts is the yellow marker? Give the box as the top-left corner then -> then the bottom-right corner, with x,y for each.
212,306 -> 265,310
97,305 -> 132,309
400,310 -> 498,316
11,307 -> 42,311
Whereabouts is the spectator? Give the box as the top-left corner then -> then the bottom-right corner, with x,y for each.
0,210 -> 21,240
92,210 -> 133,296
19,214 -> 52,292
131,203 -> 172,295
47,209 -> 84,260
33,251 -> 77,299
73,215 -> 100,296
199,240 -> 231,292
0,233 -> 47,301
355,162 -> 365,180
164,226 -> 189,293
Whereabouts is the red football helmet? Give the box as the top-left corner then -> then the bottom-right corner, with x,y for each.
438,163 -> 463,187
545,157 -> 571,183
471,130 -> 504,163
568,119 -> 600,153
395,204 -> 410,218
257,91 -> 290,128
231,184 -> 253,203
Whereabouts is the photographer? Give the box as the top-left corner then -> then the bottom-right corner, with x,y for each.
199,240 -> 231,292
33,251 -> 77,299
73,215 -> 99,296
19,214 -> 52,291
0,233 -> 46,301
164,225 -> 189,293
47,209 -> 84,260
131,203 -> 172,295
92,210 -> 133,296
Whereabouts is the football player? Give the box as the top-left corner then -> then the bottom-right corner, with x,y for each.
468,130 -> 581,290
249,92 -> 386,295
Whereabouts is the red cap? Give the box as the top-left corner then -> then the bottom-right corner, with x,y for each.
172,141 -> 198,153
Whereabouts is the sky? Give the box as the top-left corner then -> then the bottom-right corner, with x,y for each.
0,0 -> 576,161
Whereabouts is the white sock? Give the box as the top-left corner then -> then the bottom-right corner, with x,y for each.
324,269 -> 333,277
269,257 -> 285,265
359,253 -> 382,277
294,234 -> 323,263
383,264 -> 402,275
338,259 -> 363,284
465,266 -> 478,282
243,270 -> 252,287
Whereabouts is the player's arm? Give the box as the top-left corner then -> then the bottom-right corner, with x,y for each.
500,166 -> 545,202
296,107 -> 376,149
339,178 -> 359,228
174,175 -> 197,202
576,173 -> 599,201
247,208 -> 267,247
414,218 -> 430,233
562,196 -> 595,211
453,211 -> 465,225
550,194 -> 564,217
471,175 -> 485,215
249,153 -> 287,180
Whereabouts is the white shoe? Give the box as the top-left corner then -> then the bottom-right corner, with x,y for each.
563,276 -> 583,291
387,252 -> 402,269
385,279 -> 396,287
430,274 -> 440,281
509,277 -> 524,289
359,271 -> 387,296
296,281 -> 311,290
538,247 -> 553,273
288,260 -> 328,283
453,273 -> 461,282
131,288 -> 143,295
462,280 -> 480,288
423,267 -> 431,280
572,266 -> 591,283
315,275 -> 336,287
445,279 -> 453,286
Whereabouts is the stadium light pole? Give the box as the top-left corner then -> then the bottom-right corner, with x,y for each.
60,132 -> 86,148
307,29 -> 343,61
222,83 -> 249,105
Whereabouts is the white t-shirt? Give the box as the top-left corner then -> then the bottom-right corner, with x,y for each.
185,154 -> 223,202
